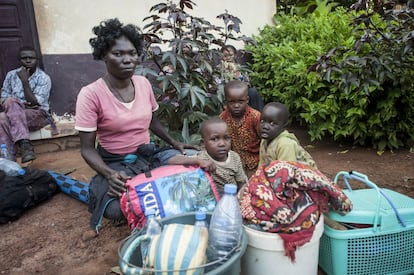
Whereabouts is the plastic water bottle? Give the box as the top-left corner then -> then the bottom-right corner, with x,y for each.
194,211 -> 208,228
208,184 -> 242,263
0,144 -> 10,160
140,209 -> 162,269
0,158 -> 25,176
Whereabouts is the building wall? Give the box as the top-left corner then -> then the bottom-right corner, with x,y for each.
32,0 -> 275,114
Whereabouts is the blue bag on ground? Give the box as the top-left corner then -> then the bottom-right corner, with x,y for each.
48,171 -> 89,203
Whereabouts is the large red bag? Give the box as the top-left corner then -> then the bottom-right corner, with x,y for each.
120,165 -> 219,230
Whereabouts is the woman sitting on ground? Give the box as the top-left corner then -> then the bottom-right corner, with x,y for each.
75,18 -> 197,235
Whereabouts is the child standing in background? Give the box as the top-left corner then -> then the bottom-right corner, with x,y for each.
168,117 -> 248,194
259,102 -> 317,168
219,80 -> 261,177
219,45 -> 264,111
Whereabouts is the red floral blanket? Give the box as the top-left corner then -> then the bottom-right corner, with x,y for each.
239,160 -> 352,261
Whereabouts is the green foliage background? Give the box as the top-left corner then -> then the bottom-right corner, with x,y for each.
248,0 -> 414,150
137,0 -> 253,145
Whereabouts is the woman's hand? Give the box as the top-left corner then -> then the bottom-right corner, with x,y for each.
107,170 -> 131,197
171,140 -> 200,155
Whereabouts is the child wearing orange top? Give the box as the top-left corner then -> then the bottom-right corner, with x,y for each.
219,80 -> 261,177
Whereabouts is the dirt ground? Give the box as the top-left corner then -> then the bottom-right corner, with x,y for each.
0,127 -> 413,275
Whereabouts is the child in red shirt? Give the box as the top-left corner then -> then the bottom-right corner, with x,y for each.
219,80 -> 261,177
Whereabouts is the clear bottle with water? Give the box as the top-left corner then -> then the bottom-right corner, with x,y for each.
0,144 -> 10,160
0,157 -> 25,176
208,184 -> 242,263
140,209 -> 162,269
194,211 -> 208,228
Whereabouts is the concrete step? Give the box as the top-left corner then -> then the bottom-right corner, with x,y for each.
32,135 -> 80,154
29,118 -> 80,154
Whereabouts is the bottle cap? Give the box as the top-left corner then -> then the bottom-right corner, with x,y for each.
195,211 -> 206,221
17,169 -> 26,176
144,208 -> 157,217
224,184 -> 237,194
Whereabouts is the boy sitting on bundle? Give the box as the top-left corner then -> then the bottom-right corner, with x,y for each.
168,117 -> 248,194
259,102 -> 317,168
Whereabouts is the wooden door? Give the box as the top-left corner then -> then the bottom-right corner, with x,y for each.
0,0 -> 40,85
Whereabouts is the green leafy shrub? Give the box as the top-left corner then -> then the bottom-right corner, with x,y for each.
248,0 -> 414,150
312,4 -> 414,150
247,0 -> 356,137
136,0 -> 253,144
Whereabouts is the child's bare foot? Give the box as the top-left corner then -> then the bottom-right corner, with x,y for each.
82,229 -> 98,241
76,230 -> 98,248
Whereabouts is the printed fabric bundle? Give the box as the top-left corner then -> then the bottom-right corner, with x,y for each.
238,160 -> 352,261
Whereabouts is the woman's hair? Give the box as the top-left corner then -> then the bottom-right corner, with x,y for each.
89,18 -> 144,60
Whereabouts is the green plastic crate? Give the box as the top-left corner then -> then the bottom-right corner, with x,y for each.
319,171 -> 414,275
